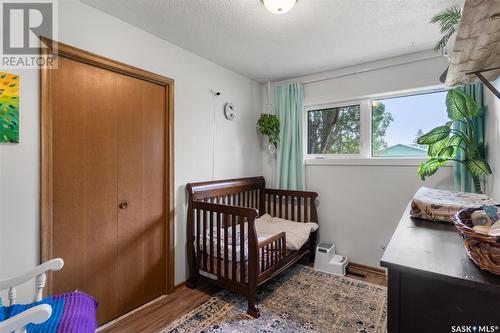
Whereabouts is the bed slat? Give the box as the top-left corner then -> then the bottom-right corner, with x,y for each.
224,213 -> 229,280
203,210 -> 208,271
240,216 -> 245,283
281,196 -> 284,219
196,210 -> 201,272
217,212 -> 221,276
231,214 -> 237,283
209,210 -> 214,273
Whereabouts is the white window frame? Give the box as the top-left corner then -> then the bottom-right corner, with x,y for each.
304,100 -> 368,160
303,86 -> 451,166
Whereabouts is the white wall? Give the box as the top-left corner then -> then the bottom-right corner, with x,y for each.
304,53 -> 446,105
263,51 -> 455,268
485,79 -> 500,200
0,0 -> 262,302
307,165 -> 453,267
0,69 -> 40,301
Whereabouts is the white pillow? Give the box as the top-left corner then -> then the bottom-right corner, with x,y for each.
255,214 -> 318,250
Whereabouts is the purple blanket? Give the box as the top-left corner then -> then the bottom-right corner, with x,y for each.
1,291 -> 98,333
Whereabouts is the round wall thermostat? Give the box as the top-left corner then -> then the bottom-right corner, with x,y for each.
224,103 -> 235,120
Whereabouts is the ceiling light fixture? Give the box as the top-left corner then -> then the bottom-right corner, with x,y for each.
263,0 -> 296,14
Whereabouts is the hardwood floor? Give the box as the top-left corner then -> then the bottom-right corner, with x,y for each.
98,263 -> 387,333
345,262 -> 388,287
97,284 -> 218,333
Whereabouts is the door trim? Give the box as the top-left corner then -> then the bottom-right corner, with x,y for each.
40,38 -> 175,295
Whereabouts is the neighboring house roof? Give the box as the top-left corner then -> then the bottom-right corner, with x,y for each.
376,144 -> 428,157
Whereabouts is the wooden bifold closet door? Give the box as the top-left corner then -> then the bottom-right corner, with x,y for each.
41,40 -> 174,325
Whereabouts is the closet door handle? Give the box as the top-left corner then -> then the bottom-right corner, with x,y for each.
119,201 -> 128,209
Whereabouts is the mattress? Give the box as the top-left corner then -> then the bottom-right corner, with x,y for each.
196,214 -> 317,283
196,214 -> 318,263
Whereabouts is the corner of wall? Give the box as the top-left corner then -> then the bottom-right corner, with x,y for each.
485,78 -> 500,200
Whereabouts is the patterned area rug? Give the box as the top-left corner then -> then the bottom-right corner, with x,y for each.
161,265 -> 387,333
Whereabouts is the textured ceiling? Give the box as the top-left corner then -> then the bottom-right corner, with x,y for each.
82,0 -> 463,82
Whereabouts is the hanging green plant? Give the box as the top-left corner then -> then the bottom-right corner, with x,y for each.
257,113 -> 280,147
417,88 -> 492,194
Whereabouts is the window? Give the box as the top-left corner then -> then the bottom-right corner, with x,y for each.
372,91 -> 449,157
305,88 -> 449,161
307,104 -> 360,154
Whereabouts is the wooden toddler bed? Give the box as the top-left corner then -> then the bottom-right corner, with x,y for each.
186,176 -> 318,318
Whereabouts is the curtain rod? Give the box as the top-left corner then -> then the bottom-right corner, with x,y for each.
302,53 -> 445,85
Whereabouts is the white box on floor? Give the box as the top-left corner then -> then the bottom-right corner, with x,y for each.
314,242 -> 348,276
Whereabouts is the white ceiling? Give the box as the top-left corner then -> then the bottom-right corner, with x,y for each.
82,0 -> 463,82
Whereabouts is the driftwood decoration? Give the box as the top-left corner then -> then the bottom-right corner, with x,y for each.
446,0 -> 500,87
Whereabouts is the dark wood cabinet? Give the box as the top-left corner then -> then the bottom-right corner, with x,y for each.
381,204 -> 500,333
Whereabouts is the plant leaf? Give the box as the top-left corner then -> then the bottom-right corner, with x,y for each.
438,146 -> 454,160
417,126 -> 451,145
430,7 -> 461,51
442,135 -> 463,157
446,89 -> 468,120
448,134 -> 462,146
464,93 -> 479,117
445,135 -> 463,155
465,159 -> 492,176
418,158 -> 449,180
428,137 -> 448,156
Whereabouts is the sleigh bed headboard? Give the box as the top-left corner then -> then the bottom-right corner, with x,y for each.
186,176 -> 318,223
186,176 -> 265,213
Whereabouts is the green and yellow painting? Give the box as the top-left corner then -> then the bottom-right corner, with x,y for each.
0,72 -> 19,143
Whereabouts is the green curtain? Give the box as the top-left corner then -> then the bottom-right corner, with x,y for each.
276,83 -> 304,190
454,83 -> 485,192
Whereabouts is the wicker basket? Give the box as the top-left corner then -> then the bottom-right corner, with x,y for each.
454,206 -> 500,276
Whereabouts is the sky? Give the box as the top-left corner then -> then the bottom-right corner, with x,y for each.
378,91 -> 449,147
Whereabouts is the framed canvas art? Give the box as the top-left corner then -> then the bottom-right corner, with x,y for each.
0,72 -> 19,143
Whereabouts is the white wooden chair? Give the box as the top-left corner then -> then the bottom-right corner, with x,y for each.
0,259 -> 64,333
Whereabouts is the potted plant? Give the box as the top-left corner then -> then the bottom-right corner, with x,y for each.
417,88 -> 492,194
257,113 -> 280,150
